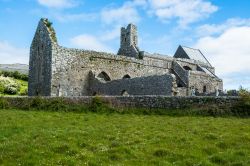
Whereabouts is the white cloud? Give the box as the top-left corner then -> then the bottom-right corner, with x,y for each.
100,0 -> 217,27
194,27 -> 250,89
70,34 -> 114,53
132,0 -> 148,7
100,26 -> 121,41
37,0 -> 77,8
101,2 -> 141,26
100,0 -> 145,41
196,18 -> 250,37
0,41 -> 29,64
148,0 -> 218,27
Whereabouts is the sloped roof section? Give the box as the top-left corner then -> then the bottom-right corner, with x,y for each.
174,46 -> 212,67
201,67 -> 217,78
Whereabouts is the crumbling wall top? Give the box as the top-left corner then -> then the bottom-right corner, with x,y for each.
40,18 -> 58,44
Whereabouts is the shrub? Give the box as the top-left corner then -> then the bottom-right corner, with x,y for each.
0,76 -> 20,95
232,87 -> 250,116
0,70 -> 28,81
4,83 -> 20,94
239,87 -> 250,102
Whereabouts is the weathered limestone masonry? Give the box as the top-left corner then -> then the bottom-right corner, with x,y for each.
3,96 -> 239,110
28,18 -> 223,97
89,74 -> 175,96
28,19 -> 54,96
117,24 -> 144,59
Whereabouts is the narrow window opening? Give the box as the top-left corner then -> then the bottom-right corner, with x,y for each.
97,71 -> 111,82
203,86 -> 207,93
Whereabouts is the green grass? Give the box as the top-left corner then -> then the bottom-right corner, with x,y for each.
0,109 -> 249,165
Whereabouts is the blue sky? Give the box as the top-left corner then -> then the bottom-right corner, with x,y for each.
0,0 -> 250,90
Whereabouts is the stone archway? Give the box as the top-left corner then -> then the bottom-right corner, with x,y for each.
121,90 -> 129,96
97,71 -> 111,82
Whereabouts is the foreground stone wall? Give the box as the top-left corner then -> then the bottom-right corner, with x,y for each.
2,96 -> 239,110
98,96 -> 239,109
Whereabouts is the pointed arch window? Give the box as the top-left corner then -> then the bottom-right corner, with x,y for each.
97,71 -> 111,82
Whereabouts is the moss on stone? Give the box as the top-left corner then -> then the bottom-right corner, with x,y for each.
42,18 -> 58,43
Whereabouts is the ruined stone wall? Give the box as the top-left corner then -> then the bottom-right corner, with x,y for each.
89,74 -> 174,96
28,20 -> 54,96
29,19 -> 223,97
143,55 -> 173,68
51,46 -> 173,96
172,61 -> 189,86
50,45 -> 223,97
176,87 -> 187,96
188,71 -> 223,94
176,60 -> 197,71
176,58 -> 215,73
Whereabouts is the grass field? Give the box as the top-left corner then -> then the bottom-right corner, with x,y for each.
0,109 -> 249,165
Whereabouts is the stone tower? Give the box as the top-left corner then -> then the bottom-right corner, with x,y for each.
118,24 -> 143,59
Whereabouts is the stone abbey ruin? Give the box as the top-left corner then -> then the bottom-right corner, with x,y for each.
28,18 -> 223,97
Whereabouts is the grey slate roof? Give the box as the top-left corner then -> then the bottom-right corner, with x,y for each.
174,45 -> 212,67
201,67 -> 216,77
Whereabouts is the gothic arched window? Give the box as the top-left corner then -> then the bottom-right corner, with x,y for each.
97,71 -> 111,82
